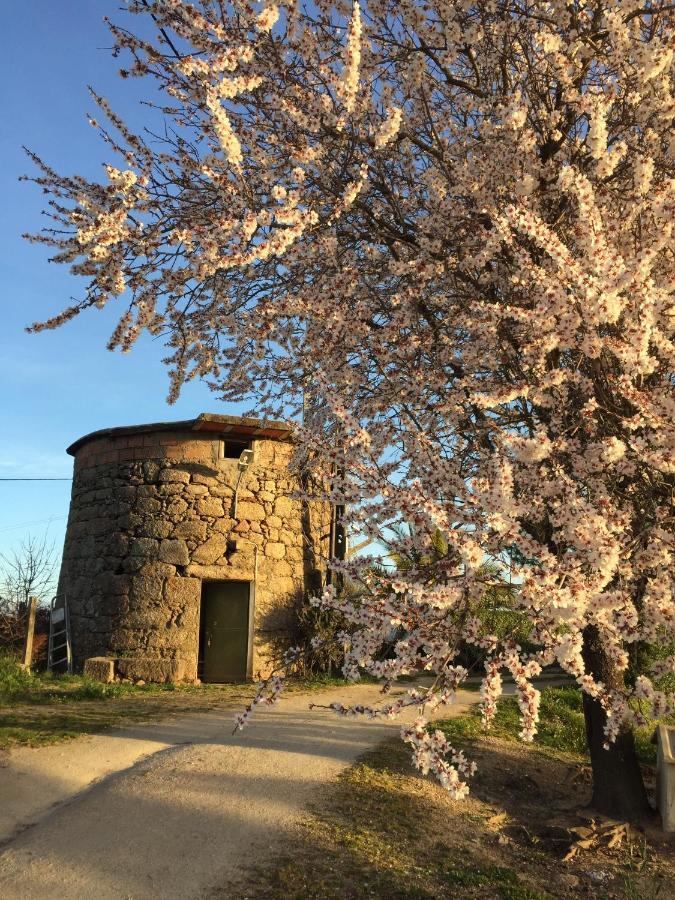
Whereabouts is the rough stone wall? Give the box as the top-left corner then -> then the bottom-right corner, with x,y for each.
57,428 -> 330,680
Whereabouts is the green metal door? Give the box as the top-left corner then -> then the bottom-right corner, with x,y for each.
201,581 -> 250,682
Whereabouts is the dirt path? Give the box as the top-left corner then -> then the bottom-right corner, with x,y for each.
0,683 -> 477,899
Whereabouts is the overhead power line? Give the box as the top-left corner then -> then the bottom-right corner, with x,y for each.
0,478 -> 72,481
0,515 -> 68,535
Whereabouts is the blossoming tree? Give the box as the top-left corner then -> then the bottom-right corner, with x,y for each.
25,0 -> 674,820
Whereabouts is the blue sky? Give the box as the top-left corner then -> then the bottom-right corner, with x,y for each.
0,2 -> 248,564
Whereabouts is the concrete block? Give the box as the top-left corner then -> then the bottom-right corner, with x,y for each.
83,657 -> 115,684
656,725 -> 675,832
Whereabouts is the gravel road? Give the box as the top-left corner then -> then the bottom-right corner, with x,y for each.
0,682 -> 477,899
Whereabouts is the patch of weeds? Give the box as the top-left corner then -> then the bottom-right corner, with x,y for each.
0,653 -> 35,701
284,672 -> 378,693
442,859 -> 545,899
436,685 -> 673,765
0,654 -> 259,749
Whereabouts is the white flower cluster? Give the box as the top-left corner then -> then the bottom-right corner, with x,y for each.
24,0 -> 675,799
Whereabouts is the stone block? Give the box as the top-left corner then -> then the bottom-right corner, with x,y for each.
114,486 -> 137,502
138,562 -> 177,578
226,551 -> 254,569
192,534 -> 227,565
130,575 -> 164,603
138,519 -> 174,540
115,657 -> 187,684
159,538 -> 190,566
166,499 -> 189,520
187,564 -> 253,581
164,576 -> 202,607
104,532 -> 129,557
274,497 -> 296,518
158,483 -> 184,496
83,657 -> 115,683
110,627 -> 145,652
213,517 -> 236,535
208,484 -> 234,499
159,468 -> 191,484
123,605 -> 174,630
191,473 -> 217,486
265,542 -> 286,559
197,496 -> 224,517
129,537 -> 158,557
267,575 -> 296,594
172,520 -> 208,542
236,501 -> 265,521
108,575 -> 132,596
117,512 -> 144,531
142,460 -> 161,482
122,555 -> 145,573
185,484 -> 208,496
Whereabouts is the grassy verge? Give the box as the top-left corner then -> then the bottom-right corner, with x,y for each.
0,654 -> 365,750
230,687 -> 675,900
436,685 -> 673,765
0,659 -> 254,750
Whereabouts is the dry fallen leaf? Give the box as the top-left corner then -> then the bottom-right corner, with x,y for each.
563,819 -> 630,861
486,812 -> 508,831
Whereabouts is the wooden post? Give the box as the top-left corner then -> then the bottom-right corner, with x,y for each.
21,596 -> 38,670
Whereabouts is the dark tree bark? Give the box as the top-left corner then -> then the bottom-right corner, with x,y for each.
581,626 -> 651,821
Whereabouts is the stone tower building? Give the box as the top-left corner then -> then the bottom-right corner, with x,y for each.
57,414 -> 330,683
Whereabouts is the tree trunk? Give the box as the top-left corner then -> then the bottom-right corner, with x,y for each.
581,626 -> 651,821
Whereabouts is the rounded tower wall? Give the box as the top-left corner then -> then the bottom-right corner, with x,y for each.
57,418 -> 330,681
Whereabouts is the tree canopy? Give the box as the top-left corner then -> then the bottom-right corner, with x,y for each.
24,0 -> 674,811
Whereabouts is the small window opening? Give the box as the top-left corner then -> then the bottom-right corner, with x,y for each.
219,438 -> 251,460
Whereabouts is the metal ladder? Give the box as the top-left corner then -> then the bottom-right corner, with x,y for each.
47,595 -> 73,674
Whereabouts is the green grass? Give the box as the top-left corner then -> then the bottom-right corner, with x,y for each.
441,860 -> 544,899
0,655 -> 228,705
0,654 -> 378,750
237,737 -> 550,900
240,693 -> 675,899
0,652 -> 253,748
435,685 -> 672,765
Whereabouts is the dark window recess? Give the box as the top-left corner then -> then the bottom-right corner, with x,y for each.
219,438 -> 251,459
